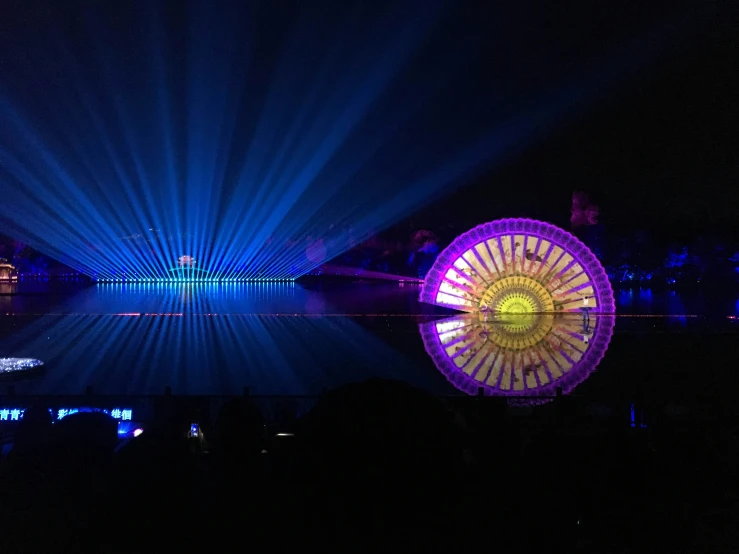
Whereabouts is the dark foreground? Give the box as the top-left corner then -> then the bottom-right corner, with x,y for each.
1,379 -> 738,553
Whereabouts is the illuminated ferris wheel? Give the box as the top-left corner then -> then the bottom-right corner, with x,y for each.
419,218 -> 615,314
418,218 -> 615,398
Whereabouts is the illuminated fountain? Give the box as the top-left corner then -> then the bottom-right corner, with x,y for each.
419,218 -> 615,398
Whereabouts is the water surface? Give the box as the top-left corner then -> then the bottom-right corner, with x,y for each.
1,282 -> 737,401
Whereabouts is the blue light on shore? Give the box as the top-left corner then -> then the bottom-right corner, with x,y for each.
94,277 -> 295,283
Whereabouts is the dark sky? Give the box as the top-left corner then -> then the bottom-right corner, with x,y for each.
430,2 -> 739,241
1,0 -> 737,246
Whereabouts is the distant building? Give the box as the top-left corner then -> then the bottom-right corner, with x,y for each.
0,258 -> 17,281
178,255 -> 196,268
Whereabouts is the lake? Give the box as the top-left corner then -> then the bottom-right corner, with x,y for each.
0,281 -> 738,404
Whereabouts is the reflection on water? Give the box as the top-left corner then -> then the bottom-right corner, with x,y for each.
420,312 -> 615,399
0,312 -> 435,395
0,283 -> 450,395
1,281 -> 732,316
0,282 -> 438,316
0,282 -> 737,396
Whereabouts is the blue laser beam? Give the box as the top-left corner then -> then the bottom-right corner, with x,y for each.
0,1 -> 693,279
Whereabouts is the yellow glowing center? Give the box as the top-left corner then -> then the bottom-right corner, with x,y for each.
497,294 -> 538,314
479,275 -> 554,314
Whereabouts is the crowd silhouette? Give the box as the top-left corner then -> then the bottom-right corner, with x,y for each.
0,378 -> 736,553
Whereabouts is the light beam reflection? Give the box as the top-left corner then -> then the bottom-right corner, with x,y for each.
420,312 -> 615,401
0,284 -> 437,395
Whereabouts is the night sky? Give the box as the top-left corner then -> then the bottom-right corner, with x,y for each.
1,0 -> 737,257
431,2 -> 739,241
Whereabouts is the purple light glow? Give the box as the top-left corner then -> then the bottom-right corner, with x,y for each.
419,218 -> 615,314
307,264 -> 424,282
420,313 -> 615,398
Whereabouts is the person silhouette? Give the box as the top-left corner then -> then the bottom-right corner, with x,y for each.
581,296 -> 591,325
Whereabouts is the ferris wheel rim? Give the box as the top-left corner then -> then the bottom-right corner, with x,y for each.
419,217 -> 615,315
